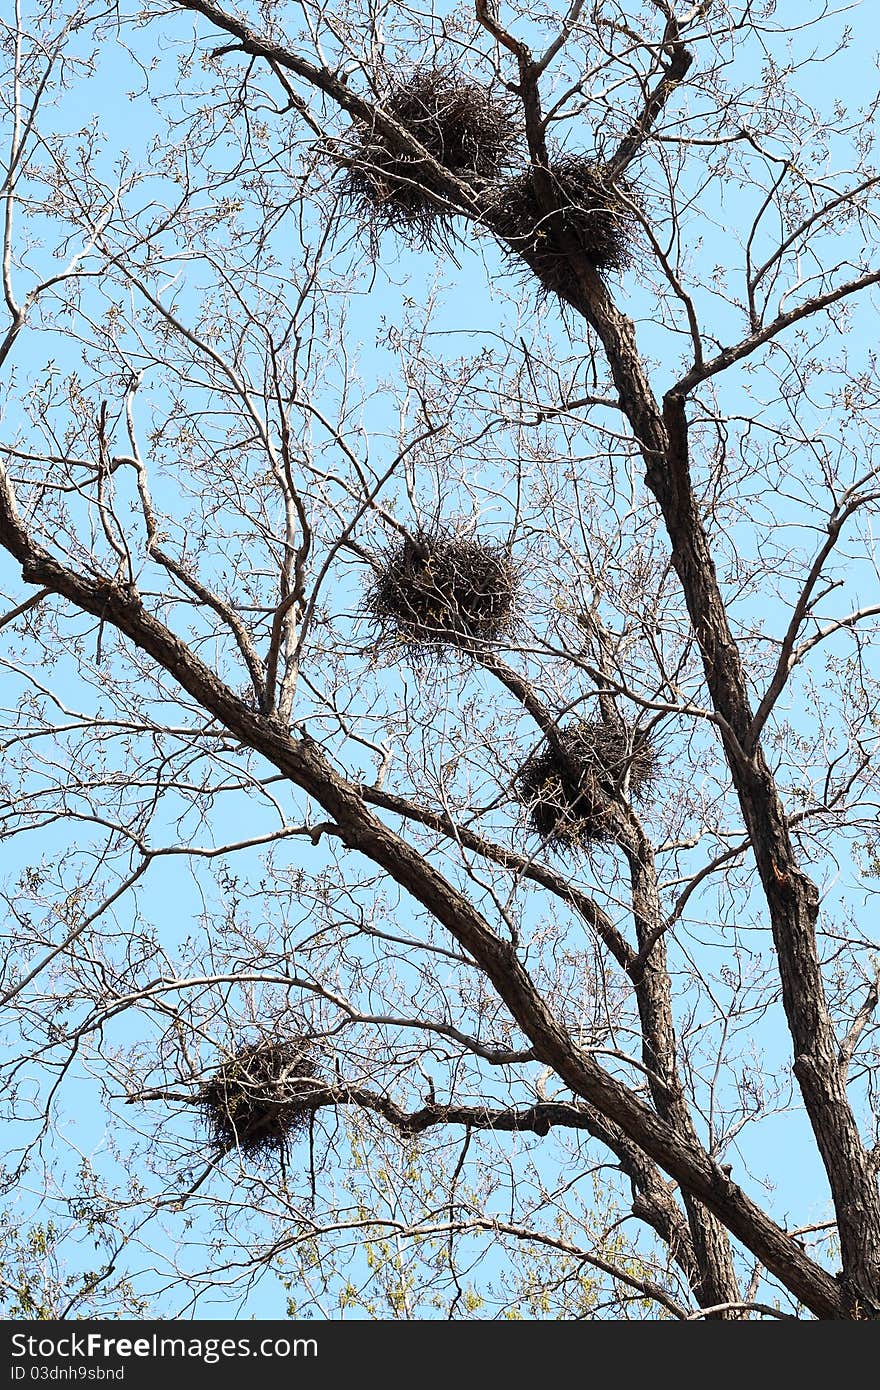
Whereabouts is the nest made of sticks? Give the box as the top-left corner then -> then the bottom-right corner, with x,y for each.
364,530 -> 518,653
199,1037 -> 320,1162
493,157 -> 636,296
341,68 -> 519,246
516,720 -> 657,849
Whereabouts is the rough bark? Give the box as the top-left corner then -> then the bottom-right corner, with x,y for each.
561,266 -> 880,1315
625,825 -> 741,1314
0,467 -> 852,1317
6,0 -> 878,1319
480,649 -> 740,1311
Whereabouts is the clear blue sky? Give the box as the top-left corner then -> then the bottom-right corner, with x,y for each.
1,0 -> 878,1318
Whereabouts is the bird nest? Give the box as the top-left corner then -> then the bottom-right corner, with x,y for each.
364,531 -> 517,653
199,1037 -> 320,1162
341,68 -> 518,246
516,720 -> 656,849
493,157 -> 636,296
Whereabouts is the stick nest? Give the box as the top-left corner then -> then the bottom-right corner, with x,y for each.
199,1037 -> 320,1161
341,69 -> 518,245
365,531 -> 518,653
516,720 -> 656,849
493,157 -> 636,295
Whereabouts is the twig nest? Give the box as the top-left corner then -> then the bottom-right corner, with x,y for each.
365,531 -> 517,653
341,69 -> 519,245
199,1038 -> 320,1162
493,157 -> 635,295
516,720 -> 656,849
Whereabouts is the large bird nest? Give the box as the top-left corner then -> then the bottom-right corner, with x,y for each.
199,1037 -> 320,1162
516,720 -> 656,849
341,68 -> 519,246
493,157 -> 636,296
364,530 -> 518,654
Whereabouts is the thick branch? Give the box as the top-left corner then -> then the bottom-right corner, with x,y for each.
626,825 -> 740,1313
606,17 -> 694,180
359,780 -> 635,971
555,253 -> 880,1315
0,466 -> 849,1318
171,0 -> 483,218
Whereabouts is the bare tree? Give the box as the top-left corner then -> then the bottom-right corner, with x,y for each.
1,0 -> 879,1319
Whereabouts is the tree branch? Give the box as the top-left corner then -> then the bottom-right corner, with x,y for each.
0,453 -> 848,1318
674,268 -> 880,397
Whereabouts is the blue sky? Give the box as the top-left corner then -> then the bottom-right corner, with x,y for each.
1,0 -> 879,1318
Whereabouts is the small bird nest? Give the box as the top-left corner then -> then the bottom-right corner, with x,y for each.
199,1037 -> 320,1162
341,68 -> 518,246
365,531 -> 517,653
493,157 -> 635,296
516,720 -> 656,849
